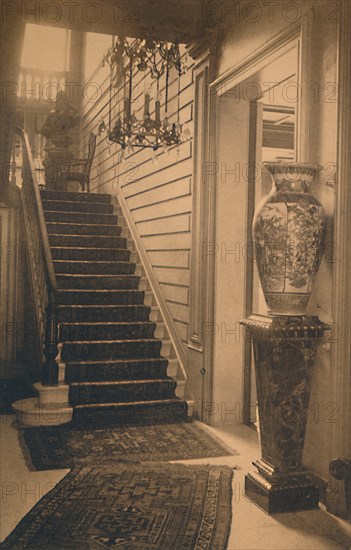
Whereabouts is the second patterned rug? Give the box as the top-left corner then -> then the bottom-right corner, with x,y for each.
1,462 -> 234,549
22,420 -> 237,470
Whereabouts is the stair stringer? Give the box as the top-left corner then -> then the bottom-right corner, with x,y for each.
111,192 -> 194,409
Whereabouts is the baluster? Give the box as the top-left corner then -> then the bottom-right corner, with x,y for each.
9,141 -> 17,185
42,290 -> 59,385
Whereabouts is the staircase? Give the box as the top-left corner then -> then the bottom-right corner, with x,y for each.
40,189 -> 188,426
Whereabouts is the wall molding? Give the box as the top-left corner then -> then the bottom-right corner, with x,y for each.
210,22 -> 302,95
188,65 -> 209,352
296,15 -> 313,162
326,0 -> 351,519
201,56 -> 219,424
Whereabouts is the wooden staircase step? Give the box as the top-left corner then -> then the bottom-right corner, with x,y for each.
65,358 -> 169,383
61,339 -> 163,361
56,289 -> 145,305
72,399 -> 188,426
69,378 -> 177,404
40,190 -> 111,203
53,260 -> 136,275
46,222 -> 121,236
44,210 -> 118,225
49,234 -> 127,248
42,199 -> 113,214
59,321 -> 156,341
51,247 -> 131,262
57,304 -> 151,322
56,274 -> 140,289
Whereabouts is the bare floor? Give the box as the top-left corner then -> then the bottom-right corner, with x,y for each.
0,415 -> 350,549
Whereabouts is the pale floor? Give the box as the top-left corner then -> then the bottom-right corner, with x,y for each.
0,414 -> 350,549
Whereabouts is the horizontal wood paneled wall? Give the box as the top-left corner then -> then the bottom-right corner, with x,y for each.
80,35 -> 194,355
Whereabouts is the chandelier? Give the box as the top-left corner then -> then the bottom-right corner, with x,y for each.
100,36 -> 190,158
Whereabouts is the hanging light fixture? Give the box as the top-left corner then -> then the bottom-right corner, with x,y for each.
100,36 -> 190,156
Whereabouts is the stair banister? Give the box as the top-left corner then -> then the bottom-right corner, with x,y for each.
15,126 -> 59,385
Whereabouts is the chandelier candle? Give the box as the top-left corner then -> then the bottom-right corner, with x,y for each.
144,93 -> 150,117
124,99 -> 131,125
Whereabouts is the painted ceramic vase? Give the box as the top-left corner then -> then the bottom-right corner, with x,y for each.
253,162 -> 326,315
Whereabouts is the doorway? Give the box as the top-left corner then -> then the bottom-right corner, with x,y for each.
210,40 -> 299,427
248,46 -> 299,424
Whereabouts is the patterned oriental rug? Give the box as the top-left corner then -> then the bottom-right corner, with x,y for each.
22,420 -> 236,470
1,463 -> 234,550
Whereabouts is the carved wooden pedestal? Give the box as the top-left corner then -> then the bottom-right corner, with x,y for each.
43,136 -> 73,191
241,314 -> 330,514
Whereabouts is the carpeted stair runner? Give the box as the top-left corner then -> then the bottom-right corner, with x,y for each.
40,189 -> 188,426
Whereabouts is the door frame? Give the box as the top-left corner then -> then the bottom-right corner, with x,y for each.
202,20 -> 312,424
326,0 -> 351,517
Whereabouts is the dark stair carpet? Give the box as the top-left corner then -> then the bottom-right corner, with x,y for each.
40,190 -> 187,426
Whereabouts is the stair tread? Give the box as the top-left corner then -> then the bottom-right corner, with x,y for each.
45,214 -> 117,225
74,398 -> 182,408
54,260 -> 133,265
42,199 -> 112,207
70,378 -> 172,386
58,304 -> 148,308
62,338 -> 159,343
47,222 -> 118,228
60,321 -> 155,325
50,252 -> 126,256
57,274 -> 138,277
43,206 -> 116,212
56,290 -> 144,303
66,358 -> 167,365
51,249 -> 130,260
57,289 -> 141,293
52,247 -> 128,252
44,210 -> 114,215
40,190 -> 111,200
49,233 -> 124,238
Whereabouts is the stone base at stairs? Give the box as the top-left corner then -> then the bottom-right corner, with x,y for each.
12,383 -> 73,427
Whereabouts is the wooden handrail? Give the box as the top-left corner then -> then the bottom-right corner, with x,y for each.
15,126 -> 57,292
16,125 -> 59,385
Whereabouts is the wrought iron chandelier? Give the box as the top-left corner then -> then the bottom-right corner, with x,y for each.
100,36 -> 190,158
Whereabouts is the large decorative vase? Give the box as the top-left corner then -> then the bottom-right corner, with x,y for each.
253,162 -> 326,315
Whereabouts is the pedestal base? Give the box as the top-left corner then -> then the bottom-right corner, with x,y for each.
245,472 -> 319,514
241,315 -> 329,514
